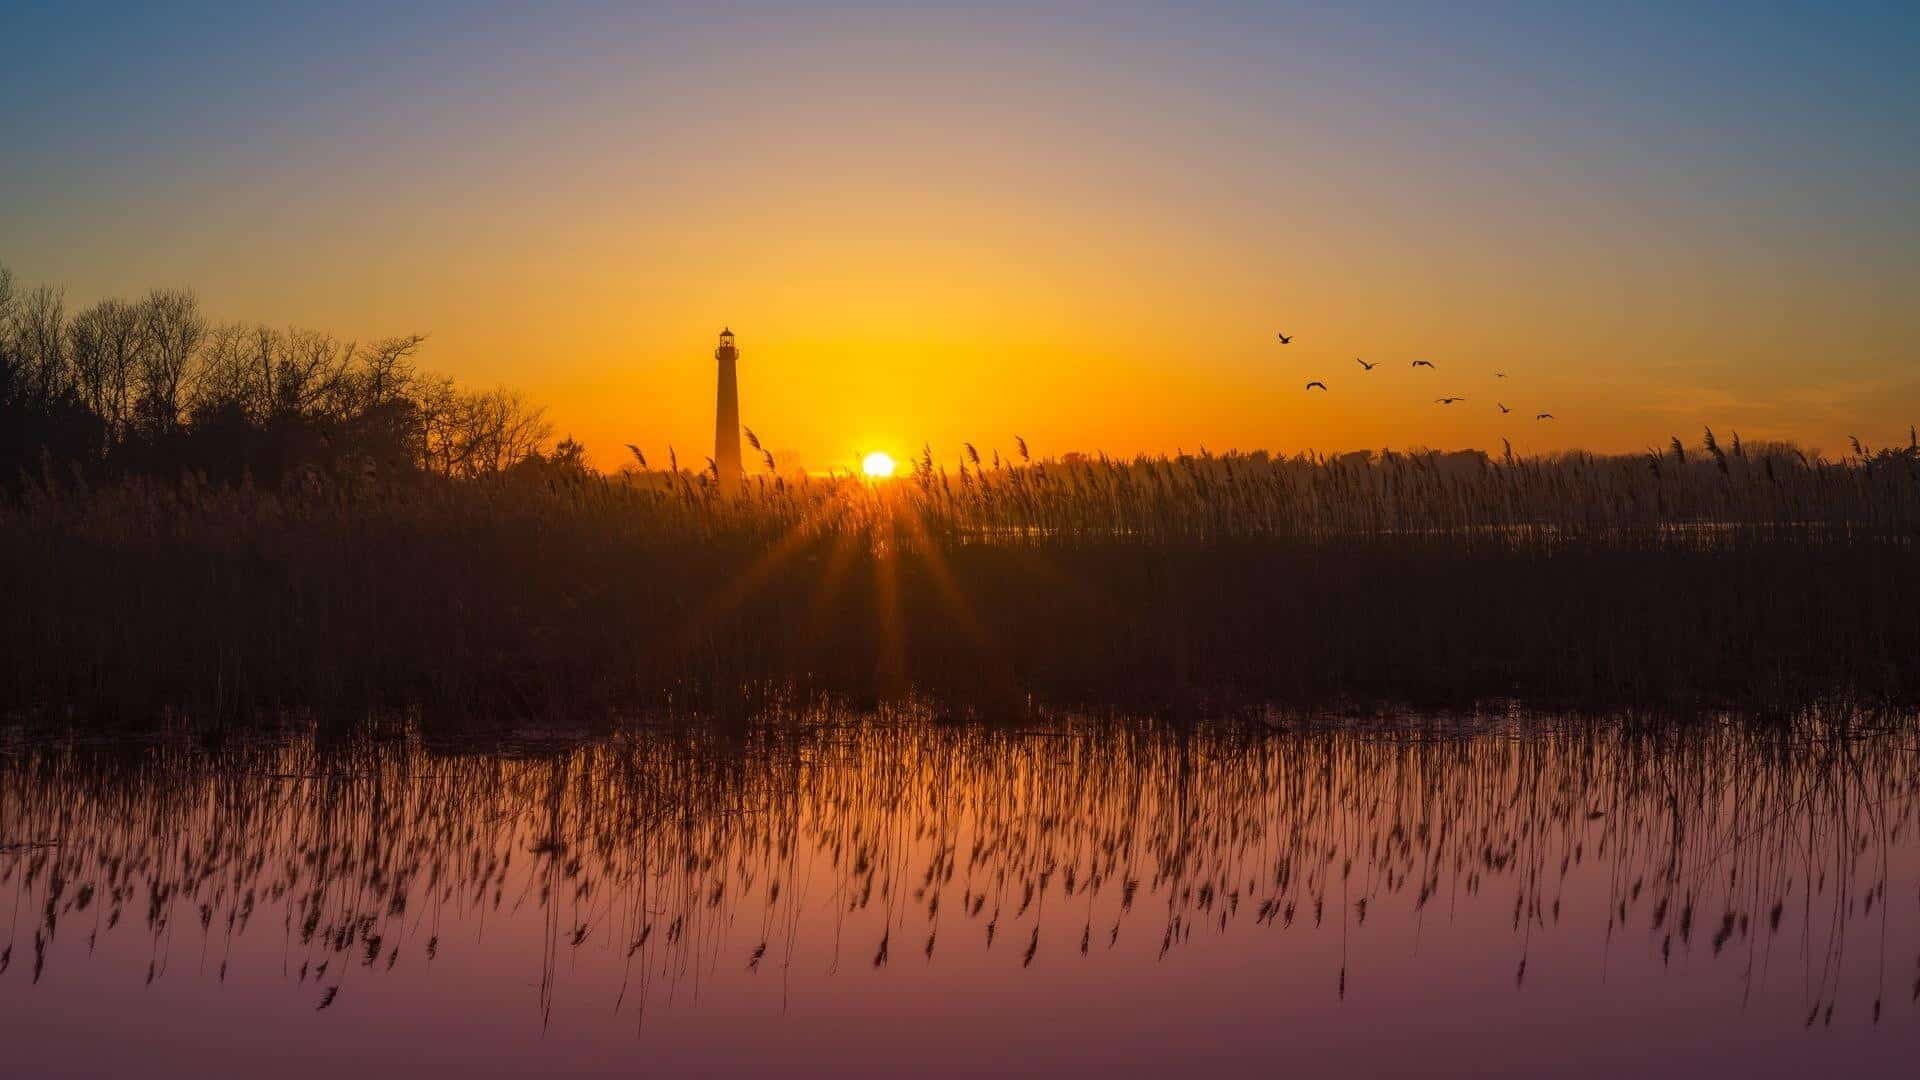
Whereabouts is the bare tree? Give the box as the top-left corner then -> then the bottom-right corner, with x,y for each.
413,373 -> 462,475
11,285 -> 69,409
263,327 -> 352,422
0,266 -> 16,400
68,298 -> 147,448
135,289 -> 205,436
420,385 -> 552,478
492,389 -> 552,471
187,322 -> 258,421
352,334 -> 428,412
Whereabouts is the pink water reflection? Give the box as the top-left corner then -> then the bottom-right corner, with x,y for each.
3,714 -> 1917,1077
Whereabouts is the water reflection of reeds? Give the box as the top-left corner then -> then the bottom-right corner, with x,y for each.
2,709 -> 1916,1030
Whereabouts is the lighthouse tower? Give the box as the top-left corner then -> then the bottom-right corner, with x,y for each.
713,328 -> 743,489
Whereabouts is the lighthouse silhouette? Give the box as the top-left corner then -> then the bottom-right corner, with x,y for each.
713,328 -> 742,490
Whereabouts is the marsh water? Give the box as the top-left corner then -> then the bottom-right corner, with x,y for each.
3,712 -> 1918,1078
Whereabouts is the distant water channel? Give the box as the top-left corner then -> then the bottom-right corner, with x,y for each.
3,712 -> 1918,1077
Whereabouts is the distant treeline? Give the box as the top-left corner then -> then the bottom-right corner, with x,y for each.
0,264 -> 581,490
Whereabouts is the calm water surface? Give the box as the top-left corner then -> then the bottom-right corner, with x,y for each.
3,713 -> 1918,1077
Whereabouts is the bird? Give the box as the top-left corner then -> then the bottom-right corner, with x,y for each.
1435,397 -> 1465,405
1355,358 -> 1375,371
1411,360 -> 1435,369
1276,332 -> 1294,345
1496,403 -> 1511,414
1305,381 -> 1328,391
1535,413 -> 1555,421
1494,371 -> 1508,378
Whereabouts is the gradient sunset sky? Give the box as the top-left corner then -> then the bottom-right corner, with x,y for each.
4,2 -> 1916,471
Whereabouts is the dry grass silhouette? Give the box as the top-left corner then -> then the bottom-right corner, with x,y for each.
3,435 -> 1918,716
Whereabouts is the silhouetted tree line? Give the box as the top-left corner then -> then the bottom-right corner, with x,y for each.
0,264 -> 586,491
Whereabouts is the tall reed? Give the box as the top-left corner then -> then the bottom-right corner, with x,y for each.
2,438 -> 1916,719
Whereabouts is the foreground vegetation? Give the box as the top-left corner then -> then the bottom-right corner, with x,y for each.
4,437 -> 1917,719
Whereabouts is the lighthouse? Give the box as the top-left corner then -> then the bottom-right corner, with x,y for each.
713,327 -> 743,490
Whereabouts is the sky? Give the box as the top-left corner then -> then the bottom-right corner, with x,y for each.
3,1 -> 1917,471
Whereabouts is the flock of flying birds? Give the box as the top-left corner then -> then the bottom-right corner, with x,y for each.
1282,331 -> 1555,421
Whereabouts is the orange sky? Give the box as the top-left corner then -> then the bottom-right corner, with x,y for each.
5,6 -> 1916,472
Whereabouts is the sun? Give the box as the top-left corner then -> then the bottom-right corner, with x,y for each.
861,451 -> 897,479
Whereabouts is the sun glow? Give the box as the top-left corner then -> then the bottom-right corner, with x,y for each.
861,451 -> 897,479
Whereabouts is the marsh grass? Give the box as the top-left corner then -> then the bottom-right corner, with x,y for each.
2,438 -> 1917,719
